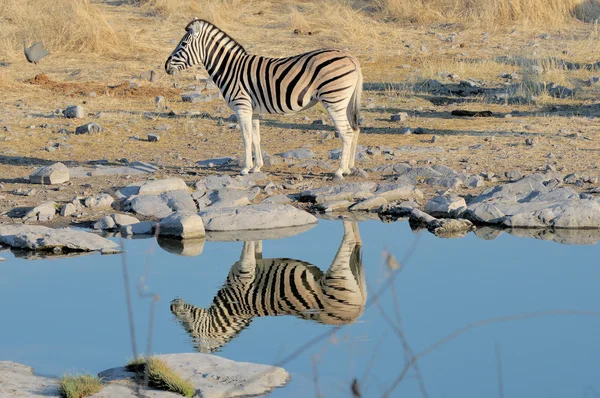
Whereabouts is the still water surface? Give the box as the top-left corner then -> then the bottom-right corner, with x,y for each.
1,220 -> 599,397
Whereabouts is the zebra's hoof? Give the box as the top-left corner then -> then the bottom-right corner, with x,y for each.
240,168 -> 250,175
332,172 -> 344,181
250,166 -> 262,173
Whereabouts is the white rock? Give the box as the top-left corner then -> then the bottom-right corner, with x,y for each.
138,178 -> 188,195
316,200 -> 354,212
0,361 -> 59,397
63,105 -> 85,119
200,203 -> 317,231
111,213 -> 140,226
159,212 -> 206,239
120,221 -> 156,236
0,225 -> 120,253
375,183 -> 424,202
29,162 -> 70,184
84,193 -> 114,209
60,203 -> 76,217
23,201 -> 57,222
93,216 -> 116,230
350,195 -> 388,211
424,195 -> 467,217
300,182 -> 378,204
96,353 -> 289,398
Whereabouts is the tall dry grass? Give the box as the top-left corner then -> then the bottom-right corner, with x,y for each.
0,0 -> 132,59
377,0 -> 600,25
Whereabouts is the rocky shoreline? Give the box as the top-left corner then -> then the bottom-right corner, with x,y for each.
2,157 -> 600,255
0,354 -> 289,398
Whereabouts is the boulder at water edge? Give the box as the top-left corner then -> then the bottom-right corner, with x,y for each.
200,203 -> 317,231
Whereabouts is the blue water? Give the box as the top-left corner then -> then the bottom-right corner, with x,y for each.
1,220 -> 599,398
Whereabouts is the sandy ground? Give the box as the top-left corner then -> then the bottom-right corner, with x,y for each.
1,1 -> 600,226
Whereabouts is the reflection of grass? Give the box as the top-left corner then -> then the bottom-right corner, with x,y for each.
126,356 -> 195,397
59,374 -> 103,398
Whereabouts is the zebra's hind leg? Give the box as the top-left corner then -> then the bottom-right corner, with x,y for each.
250,116 -> 263,173
236,110 -> 254,175
348,128 -> 360,169
323,103 -> 354,179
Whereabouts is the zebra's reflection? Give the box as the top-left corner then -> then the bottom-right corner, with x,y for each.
171,221 -> 366,353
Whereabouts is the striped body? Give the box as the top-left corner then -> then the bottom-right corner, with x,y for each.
171,221 -> 365,353
165,19 -> 363,179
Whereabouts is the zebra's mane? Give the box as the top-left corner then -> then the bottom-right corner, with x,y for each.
185,19 -> 247,54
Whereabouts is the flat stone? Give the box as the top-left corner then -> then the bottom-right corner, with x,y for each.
426,175 -> 464,189
396,145 -> 444,154
111,213 -> 140,226
200,203 -> 317,231
63,105 -> 84,119
93,215 -> 116,230
59,203 -> 76,217
96,353 -> 289,398
70,162 -> 159,178
278,148 -> 315,160
0,361 -> 59,397
129,190 -> 196,219
316,200 -> 354,212
147,133 -> 160,142
75,122 -> 103,135
350,195 -> 388,211
465,175 -> 485,188
375,183 -> 424,202
299,182 -> 378,203
23,201 -> 57,222
138,178 -> 188,196
159,212 -> 205,239
120,221 -> 156,236
29,162 -> 70,184
409,208 -> 437,224
424,195 -> 467,217
390,112 -> 409,122
0,225 -> 119,253
464,202 -> 506,224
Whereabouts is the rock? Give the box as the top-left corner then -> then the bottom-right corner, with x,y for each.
158,212 -> 206,239
316,200 -> 354,212
299,182 -> 378,203
297,159 -> 334,171
427,218 -> 474,238
63,105 -> 84,119
96,353 -> 289,398
424,195 -> 467,217
84,193 -> 114,209
505,170 -> 522,181
409,208 -> 437,224
426,175 -> 463,189
465,175 -> 485,188
262,194 -> 291,204
111,213 -> 140,226
120,221 -> 156,236
75,122 -> 103,135
93,216 -> 116,230
0,361 -> 59,397
278,148 -> 315,160
138,178 -> 188,196
148,133 -> 160,142
200,203 -> 317,231
375,183 -> 424,202
350,167 -> 369,178
155,96 -> 166,110
0,225 -> 120,253
23,201 -> 57,222
464,202 -> 506,224
60,203 -> 76,217
29,162 -> 70,184
197,157 -> 233,168
350,195 -> 388,211
390,112 -> 408,122
395,145 -> 444,154
206,187 -> 257,210
130,190 -> 196,219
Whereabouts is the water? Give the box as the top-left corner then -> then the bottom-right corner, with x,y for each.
1,219 -> 599,397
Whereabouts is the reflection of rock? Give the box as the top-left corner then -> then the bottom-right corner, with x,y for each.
205,223 -> 315,242
0,361 -> 59,397
508,228 -> 600,245
171,222 -> 365,353
0,225 -> 119,254
10,249 -> 95,260
97,353 -> 289,398
157,237 -> 205,256
473,226 -> 504,240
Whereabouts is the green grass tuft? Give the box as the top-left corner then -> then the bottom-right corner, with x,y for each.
126,356 -> 195,397
59,374 -> 103,398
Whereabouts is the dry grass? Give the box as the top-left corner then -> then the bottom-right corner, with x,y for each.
0,0 -> 134,60
126,356 -> 195,397
377,0 -> 600,26
59,374 -> 103,398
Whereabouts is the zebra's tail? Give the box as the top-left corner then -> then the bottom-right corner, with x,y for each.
347,59 -> 363,131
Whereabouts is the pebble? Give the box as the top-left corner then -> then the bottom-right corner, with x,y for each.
148,133 -> 160,142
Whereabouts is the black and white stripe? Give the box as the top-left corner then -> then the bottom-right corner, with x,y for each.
165,19 -> 363,179
170,221 -> 365,353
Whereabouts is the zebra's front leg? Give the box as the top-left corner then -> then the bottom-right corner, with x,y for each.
237,111 -> 254,175
334,129 -> 354,180
251,116 -> 263,173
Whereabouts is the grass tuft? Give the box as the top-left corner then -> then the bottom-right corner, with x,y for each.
126,356 -> 195,397
59,374 -> 103,398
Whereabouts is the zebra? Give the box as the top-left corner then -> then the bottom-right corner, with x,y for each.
170,221 -> 366,353
165,19 -> 363,180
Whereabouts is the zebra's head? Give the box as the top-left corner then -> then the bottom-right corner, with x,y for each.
165,19 -> 205,75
